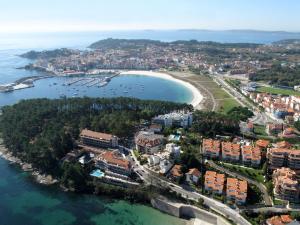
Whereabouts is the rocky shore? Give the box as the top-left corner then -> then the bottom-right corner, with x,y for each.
0,140 -> 58,185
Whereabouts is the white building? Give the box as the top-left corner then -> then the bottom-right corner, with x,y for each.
166,143 -> 181,158
152,112 -> 193,128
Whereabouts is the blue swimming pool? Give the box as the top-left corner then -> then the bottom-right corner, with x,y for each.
90,169 -> 105,178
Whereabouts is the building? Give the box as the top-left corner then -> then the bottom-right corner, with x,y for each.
221,142 -> 241,162
186,168 -> 201,184
202,139 -> 221,159
80,129 -> 118,148
169,164 -> 182,181
96,150 -> 132,176
267,148 -> 300,170
241,145 -> 261,167
226,178 -> 247,205
266,123 -> 285,136
273,168 -> 300,202
152,112 -> 193,128
149,124 -> 163,133
204,171 -> 225,195
135,131 -> 164,154
266,215 -> 293,225
256,139 -> 270,149
275,141 -> 292,149
165,143 -> 181,158
159,159 -> 173,174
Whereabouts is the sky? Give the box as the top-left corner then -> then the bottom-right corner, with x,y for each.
0,0 -> 300,33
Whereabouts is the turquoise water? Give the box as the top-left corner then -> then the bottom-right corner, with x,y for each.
0,159 -> 186,225
90,169 -> 105,178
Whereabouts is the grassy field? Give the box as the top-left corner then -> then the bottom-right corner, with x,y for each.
217,98 -> 241,114
257,86 -> 300,96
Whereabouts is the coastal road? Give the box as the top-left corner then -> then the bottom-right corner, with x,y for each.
206,160 -> 273,206
130,151 -> 251,225
138,167 -> 252,225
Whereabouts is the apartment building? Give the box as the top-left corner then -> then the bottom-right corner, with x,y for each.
273,167 -> 300,202
268,148 -> 300,170
202,139 -> 221,159
241,145 -> 261,167
80,129 -> 118,148
204,171 -> 225,195
221,142 -> 241,162
152,112 -> 193,128
135,131 -> 164,154
226,178 -> 248,205
96,150 -> 132,177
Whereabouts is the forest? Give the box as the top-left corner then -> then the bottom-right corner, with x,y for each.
0,97 -> 191,176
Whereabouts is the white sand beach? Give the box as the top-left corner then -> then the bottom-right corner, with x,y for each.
120,71 -> 203,108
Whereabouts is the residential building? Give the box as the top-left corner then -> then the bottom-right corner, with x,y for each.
96,150 -> 132,176
241,145 -> 261,167
135,131 -> 164,154
226,178 -> 247,205
170,164 -> 182,181
256,139 -> 270,149
266,123 -> 285,136
80,129 -> 118,148
149,124 -> 163,133
186,168 -> 201,184
275,141 -> 292,149
159,159 -> 173,174
266,215 -> 293,225
152,112 -> 193,128
221,142 -> 241,162
273,167 -> 300,202
268,148 -> 300,170
165,143 -> 181,158
202,139 -> 221,159
204,171 -> 225,195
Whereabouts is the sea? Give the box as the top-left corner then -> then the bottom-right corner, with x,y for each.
1,30 -> 300,225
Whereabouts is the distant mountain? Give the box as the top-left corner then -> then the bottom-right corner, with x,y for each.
88,38 -> 261,50
272,39 -> 300,45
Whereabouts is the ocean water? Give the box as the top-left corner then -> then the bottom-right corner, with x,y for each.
0,159 -> 186,225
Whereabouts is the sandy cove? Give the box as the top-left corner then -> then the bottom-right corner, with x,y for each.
120,71 -> 203,109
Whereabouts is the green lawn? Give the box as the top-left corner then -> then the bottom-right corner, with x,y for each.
217,98 -> 241,114
254,125 -> 267,136
257,86 -> 300,96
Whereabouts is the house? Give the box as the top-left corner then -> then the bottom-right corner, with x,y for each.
273,167 -> 300,202
96,150 -> 132,176
280,128 -> 297,138
275,141 -> 292,149
266,123 -> 285,136
186,168 -> 201,184
165,143 -> 181,159
170,165 -> 182,181
226,178 -> 247,205
266,215 -> 293,225
149,124 -> 163,133
135,131 -> 164,154
256,139 -> 270,149
152,112 -> 193,128
80,129 -> 118,148
204,171 -> 225,195
241,145 -> 261,167
159,159 -> 173,174
221,142 -> 241,162
202,139 -> 221,159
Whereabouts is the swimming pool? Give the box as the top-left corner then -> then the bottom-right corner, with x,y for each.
90,169 -> 105,178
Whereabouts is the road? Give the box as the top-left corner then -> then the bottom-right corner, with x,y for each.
207,160 -> 273,206
213,74 -> 276,125
130,150 -> 251,225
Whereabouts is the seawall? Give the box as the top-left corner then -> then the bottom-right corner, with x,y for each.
151,197 -> 232,225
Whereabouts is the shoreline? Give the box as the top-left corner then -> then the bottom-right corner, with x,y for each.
120,70 -> 203,109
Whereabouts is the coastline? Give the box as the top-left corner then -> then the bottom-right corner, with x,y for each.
120,70 -> 203,109
0,141 -> 58,185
